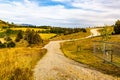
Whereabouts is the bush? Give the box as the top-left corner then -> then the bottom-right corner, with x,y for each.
15,30 -> 23,42
24,29 -> 43,44
7,41 -> 16,48
4,35 -> 12,41
0,41 -> 6,48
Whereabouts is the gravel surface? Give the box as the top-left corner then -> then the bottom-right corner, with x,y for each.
33,29 -> 120,80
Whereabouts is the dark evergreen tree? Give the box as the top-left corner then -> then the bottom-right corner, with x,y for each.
114,20 -> 120,34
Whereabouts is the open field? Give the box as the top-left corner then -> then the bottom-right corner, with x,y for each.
52,29 -> 90,40
39,33 -> 57,40
0,47 -> 47,80
10,28 -> 47,32
61,35 -> 120,77
0,33 -> 57,43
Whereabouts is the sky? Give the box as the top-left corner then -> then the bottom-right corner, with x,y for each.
0,0 -> 120,27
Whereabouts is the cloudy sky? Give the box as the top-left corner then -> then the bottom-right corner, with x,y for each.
0,0 -> 120,27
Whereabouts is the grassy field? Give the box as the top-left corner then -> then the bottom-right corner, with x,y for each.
10,28 -> 47,32
0,47 -> 47,80
52,29 -> 90,40
39,33 -> 57,40
61,35 -> 120,77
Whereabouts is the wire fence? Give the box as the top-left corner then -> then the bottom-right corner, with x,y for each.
93,40 -> 120,68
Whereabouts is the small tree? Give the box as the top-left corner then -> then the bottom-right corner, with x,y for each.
24,29 -> 43,44
114,20 -> 120,34
101,26 -> 111,41
101,26 -> 112,62
15,30 -> 23,42
33,33 -> 43,44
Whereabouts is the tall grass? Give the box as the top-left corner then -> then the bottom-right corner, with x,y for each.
0,47 -> 46,80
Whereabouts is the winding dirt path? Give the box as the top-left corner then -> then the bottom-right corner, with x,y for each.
34,29 -> 119,80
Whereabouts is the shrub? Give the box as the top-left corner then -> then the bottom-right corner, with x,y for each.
4,35 -> 12,41
15,30 -> 23,42
24,29 -> 43,44
0,41 -> 6,48
7,41 -> 16,48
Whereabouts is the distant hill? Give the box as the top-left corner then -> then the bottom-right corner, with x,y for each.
20,24 -> 35,27
0,19 -> 35,28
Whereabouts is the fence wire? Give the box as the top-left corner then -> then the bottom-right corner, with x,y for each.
93,41 -> 120,68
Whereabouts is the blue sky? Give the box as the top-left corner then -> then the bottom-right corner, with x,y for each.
0,0 -> 120,27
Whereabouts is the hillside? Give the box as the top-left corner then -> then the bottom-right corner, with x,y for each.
0,20 -> 10,28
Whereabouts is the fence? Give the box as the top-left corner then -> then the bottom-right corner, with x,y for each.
93,40 -> 120,68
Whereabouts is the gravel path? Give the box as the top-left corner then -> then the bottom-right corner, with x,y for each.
33,29 -> 119,80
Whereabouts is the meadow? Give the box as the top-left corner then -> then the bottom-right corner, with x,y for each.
61,35 -> 120,77
0,47 -> 46,80
39,33 -> 56,40
52,28 -> 90,40
10,28 -> 47,32
0,27 -> 55,80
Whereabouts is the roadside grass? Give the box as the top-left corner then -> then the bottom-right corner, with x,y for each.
61,36 -> 120,77
0,47 -> 47,80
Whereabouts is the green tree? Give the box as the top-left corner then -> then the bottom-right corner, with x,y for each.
101,26 -> 111,41
24,29 -> 43,44
114,20 -> 120,34
15,30 -> 23,42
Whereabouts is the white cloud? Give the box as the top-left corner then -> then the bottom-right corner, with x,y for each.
0,0 -> 120,27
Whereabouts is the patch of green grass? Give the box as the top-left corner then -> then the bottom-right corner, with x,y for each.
61,36 -> 120,77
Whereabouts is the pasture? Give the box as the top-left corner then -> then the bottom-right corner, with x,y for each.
61,35 -> 120,77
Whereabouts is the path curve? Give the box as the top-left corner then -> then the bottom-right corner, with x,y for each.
34,29 -> 119,80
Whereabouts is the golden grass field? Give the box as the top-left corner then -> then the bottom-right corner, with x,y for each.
0,47 -> 47,80
61,35 -> 120,77
0,27 -> 56,80
39,33 -> 57,40
10,28 -> 47,32
52,29 -> 90,40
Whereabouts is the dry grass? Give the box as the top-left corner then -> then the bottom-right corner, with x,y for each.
61,35 -> 120,77
39,33 -> 57,40
0,47 -> 47,80
10,28 -> 47,32
52,29 -> 90,40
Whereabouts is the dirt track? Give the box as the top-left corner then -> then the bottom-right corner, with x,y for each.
34,29 -> 119,80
